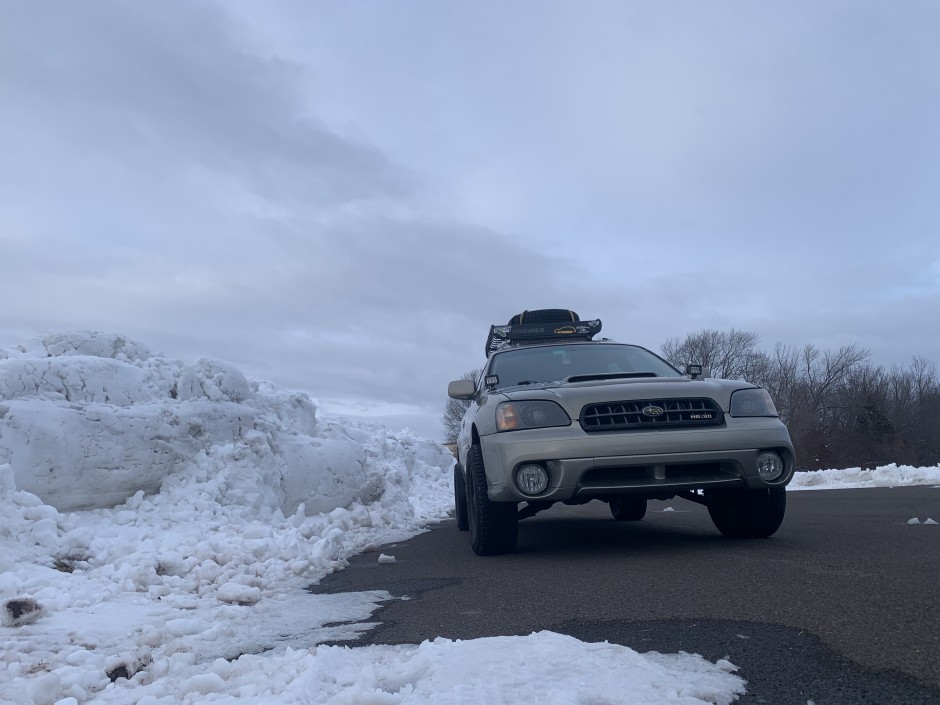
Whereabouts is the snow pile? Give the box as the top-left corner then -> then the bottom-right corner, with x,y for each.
0,332 -> 746,705
790,463 -> 940,491
147,632 -> 743,705
0,331 -> 365,514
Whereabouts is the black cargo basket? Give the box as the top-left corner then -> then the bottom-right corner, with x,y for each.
485,310 -> 601,357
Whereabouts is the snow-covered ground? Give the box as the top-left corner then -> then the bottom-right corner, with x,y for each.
1,332 -> 938,705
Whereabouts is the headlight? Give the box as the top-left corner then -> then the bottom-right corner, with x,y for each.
496,401 -> 571,432
729,388 -> 779,417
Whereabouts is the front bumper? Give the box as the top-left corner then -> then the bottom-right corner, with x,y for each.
478,419 -> 795,502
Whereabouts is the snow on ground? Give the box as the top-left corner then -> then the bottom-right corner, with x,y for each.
789,463 -> 940,491
1,331 -> 938,705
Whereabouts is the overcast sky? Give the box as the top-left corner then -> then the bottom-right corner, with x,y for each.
2,1 -> 938,439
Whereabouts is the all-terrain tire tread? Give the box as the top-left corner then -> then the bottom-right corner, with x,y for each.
467,445 -> 518,555
454,464 -> 469,531
708,487 -> 786,538
610,497 -> 648,521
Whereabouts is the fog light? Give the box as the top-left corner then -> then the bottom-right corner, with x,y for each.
516,464 -> 549,495
757,451 -> 784,482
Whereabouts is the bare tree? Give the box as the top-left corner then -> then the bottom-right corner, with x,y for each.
800,343 -> 871,414
755,343 -> 802,423
663,329 -> 940,468
441,368 -> 482,444
660,329 -> 762,380
908,356 -> 938,398
887,357 -> 940,465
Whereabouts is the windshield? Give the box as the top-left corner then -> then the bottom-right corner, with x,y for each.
487,343 -> 681,388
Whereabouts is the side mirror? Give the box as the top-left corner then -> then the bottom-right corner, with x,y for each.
447,379 -> 476,399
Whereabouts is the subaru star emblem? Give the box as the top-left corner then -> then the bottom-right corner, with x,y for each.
642,405 -> 664,417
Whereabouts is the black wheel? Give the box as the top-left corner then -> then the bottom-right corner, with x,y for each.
466,444 -> 518,555
707,487 -> 787,538
508,309 -> 579,325
609,496 -> 648,521
454,464 -> 469,531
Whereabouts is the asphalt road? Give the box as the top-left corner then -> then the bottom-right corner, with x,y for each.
310,487 -> 940,705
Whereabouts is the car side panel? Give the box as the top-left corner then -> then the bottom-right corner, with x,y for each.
456,392 -> 504,471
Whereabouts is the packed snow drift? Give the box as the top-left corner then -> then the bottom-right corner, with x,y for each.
1,332 -> 938,705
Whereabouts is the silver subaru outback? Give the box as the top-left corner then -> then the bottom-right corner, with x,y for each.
447,309 -> 795,555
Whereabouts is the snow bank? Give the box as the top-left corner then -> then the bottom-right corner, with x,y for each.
134,631 -> 743,705
790,463 -> 940,491
0,331 -> 461,704
0,331 -> 417,515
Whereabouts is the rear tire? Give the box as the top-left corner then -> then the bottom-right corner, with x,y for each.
454,464 -> 469,531
609,496 -> 648,521
708,487 -> 786,538
467,444 -> 518,555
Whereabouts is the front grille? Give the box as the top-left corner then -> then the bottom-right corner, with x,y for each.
580,397 -> 723,432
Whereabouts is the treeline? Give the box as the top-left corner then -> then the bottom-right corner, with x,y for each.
662,330 -> 940,469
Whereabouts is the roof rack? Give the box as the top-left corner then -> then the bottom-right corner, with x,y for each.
485,318 -> 602,357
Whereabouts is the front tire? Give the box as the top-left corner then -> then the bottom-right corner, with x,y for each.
609,496 -> 648,521
467,444 -> 518,555
707,487 -> 786,538
454,464 -> 469,531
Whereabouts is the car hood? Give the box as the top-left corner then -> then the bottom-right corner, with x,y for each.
497,376 -> 755,413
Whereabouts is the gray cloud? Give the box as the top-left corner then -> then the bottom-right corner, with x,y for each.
1,0 -> 938,440
0,1 -> 409,252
